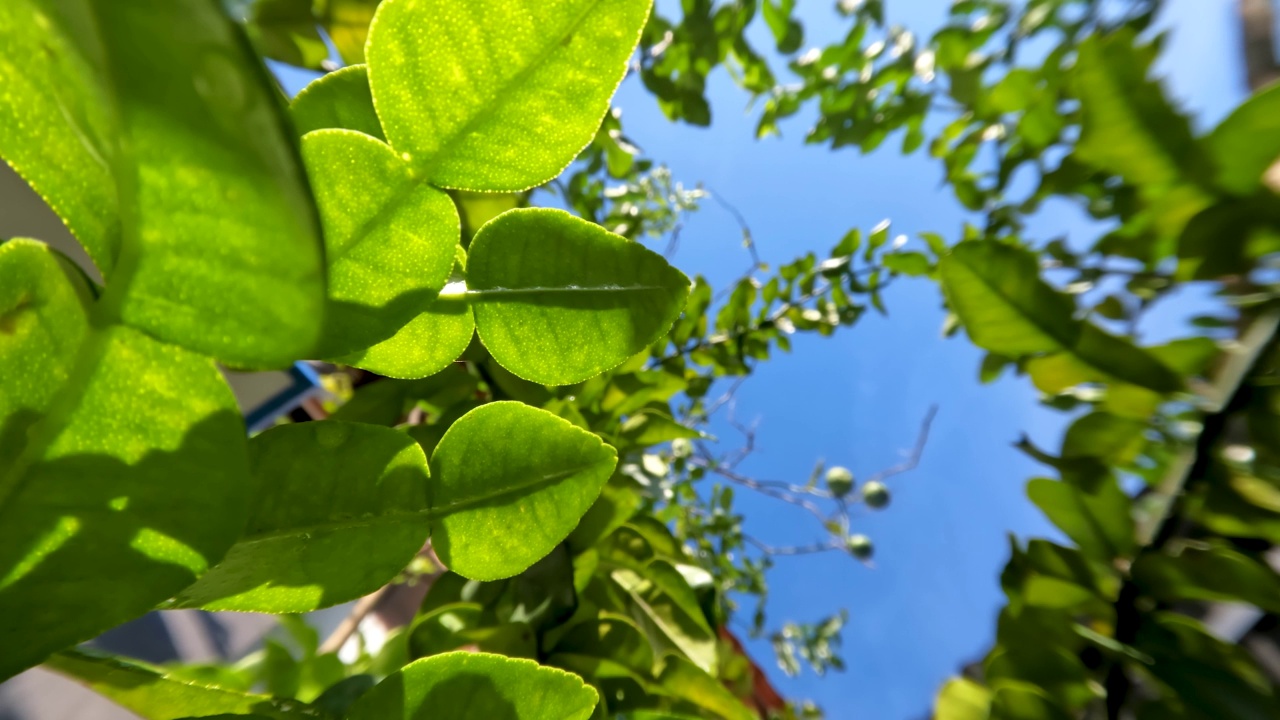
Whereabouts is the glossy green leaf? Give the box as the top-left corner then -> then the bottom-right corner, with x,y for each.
407,602 -> 537,659
0,0 -> 120,275
1132,545 -> 1280,613
365,0 -> 652,191
45,650 -> 319,720
0,239 -> 94,463
93,0 -> 325,368
466,209 -> 690,385
941,242 -> 1180,393
1208,81 -> 1280,194
346,651 -> 598,720
169,421 -> 431,613
301,129 -> 460,358
429,401 -> 617,580
656,655 -> 755,720
610,561 -> 717,674
552,613 -> 655,676
0,327 -> 249,680
935,678 -> 991,720
290,65 -> 385,140
1027,477 -> 1136,561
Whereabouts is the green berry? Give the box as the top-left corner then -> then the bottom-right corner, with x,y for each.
845,534 -> 873,560
825,466 -> 855,498
861,480 -> 890,509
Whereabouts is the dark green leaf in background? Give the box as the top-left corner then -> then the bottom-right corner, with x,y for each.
169,421 -> 431,613
0,326 -> 250,680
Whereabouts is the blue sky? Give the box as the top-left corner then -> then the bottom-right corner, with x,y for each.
275,1 -> 1243,717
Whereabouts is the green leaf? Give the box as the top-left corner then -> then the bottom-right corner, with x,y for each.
935,678 -> 991,720
93,0 -> 325,368
465,209 -> 690,385
620,410 -> 704,446
1072,31 -> 1203,192
0,0 -> 122,276
429,401 -> 617,580
883,251 -> 932,277
939,241 -> 1078,356
301,129 -> 460,358
346,652 -> 598,720
1208,80 -> 1280,194
941,242 -> 1181,393
1132,545 -> 1280,613
247,0 -> 329,69
1061,412 -> 1147,464
610,561 -> 717,674
0,239 -> 94,463
990,682 -> 1072,720
290,65 -> 385,140
1136,613 -> 1280,720
45,649 -> 320,720
1027,477 -> 1136,561
335,295 -> 475,379
656,655 -> 756,720
407,602 -> 537,659
365,0 -> 652,191
169,421 -> 431,613
551,613 -> 656,676
0,326 -> 249,680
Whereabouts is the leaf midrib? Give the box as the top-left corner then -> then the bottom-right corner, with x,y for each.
237,460 -> 609,545
945,249 -> 1079,350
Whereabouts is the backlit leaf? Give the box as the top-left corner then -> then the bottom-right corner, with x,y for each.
301,129 -> 459,358
346,652 -> 598,720
365,0 -> 652,191
466,209 -> 690,385
429,401 -> 617,580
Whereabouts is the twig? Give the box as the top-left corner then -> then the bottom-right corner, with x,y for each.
745,535 -> 839,556
318,585 -> 391,655
690,456 -> 832,523
862,405 -> 939,484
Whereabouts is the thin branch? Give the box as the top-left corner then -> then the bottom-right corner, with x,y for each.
706,186 -> 762,269
862,405 -> 939,485
691,456 -> 832,523
318,585 -> 391,655
745,535 -> 840,556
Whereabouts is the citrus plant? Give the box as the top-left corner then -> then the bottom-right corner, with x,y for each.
0,0 -> 680,714
1,1 -> 932,718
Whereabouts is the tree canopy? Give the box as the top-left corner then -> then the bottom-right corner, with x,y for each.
4,1 -> 1280,719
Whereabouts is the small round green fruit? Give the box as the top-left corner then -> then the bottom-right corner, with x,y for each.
845,534 -> 874,560
861,480 -> 890,509
825,466 -> 855,498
